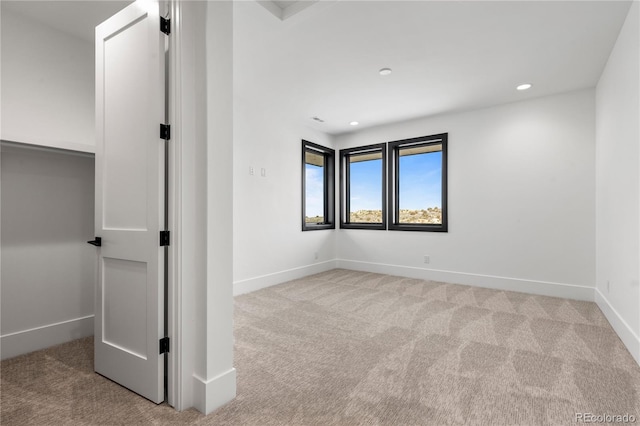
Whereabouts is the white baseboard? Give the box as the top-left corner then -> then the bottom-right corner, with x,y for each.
193,368 -> 237,415
233,260 -> 338,296
595,289 -> 640,366
336,259 -> 595,301
0,315 -> 94,360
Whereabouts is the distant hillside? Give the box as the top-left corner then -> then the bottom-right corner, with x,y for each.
305,207 -> 442,225
398,208 -> 442,224
349,207 -> 442,224
306,216 -> 324,223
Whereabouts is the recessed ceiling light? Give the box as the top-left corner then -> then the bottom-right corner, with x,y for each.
350,121 -> 359,126
517,83 -> 532,91
379,68 -> 392,76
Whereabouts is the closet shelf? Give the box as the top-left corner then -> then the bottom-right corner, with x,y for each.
1,139 -> 95,157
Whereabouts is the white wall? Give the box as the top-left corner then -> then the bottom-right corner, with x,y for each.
232,97 -> 337,293
0,144 -> 95,359
172,0 -> 237,414
595,1 -> 639,365
232,2 -> 337,294
334,90 -> 596,300
0,8 -> 96,360
198,0 -> 236,414
0,7 -> 95,152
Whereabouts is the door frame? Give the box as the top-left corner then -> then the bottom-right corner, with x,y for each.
166,0 -> 204,410
167,0 -> 180,409
167,0 -> 190,410
167,0 -> 236,411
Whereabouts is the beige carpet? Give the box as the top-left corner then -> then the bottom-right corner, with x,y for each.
2,269 -> 639,425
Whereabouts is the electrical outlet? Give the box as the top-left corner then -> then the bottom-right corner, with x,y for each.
261,168 -> 266,177
249,166 -> 254,175
423,255 -> 430,264
606,280 -> 610,293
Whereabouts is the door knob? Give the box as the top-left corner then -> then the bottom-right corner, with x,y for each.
87,237 -> 102,247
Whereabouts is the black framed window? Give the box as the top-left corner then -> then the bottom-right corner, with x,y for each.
302,140 -> 335,231
388,133 -> 448,232
339,143 -> 386,230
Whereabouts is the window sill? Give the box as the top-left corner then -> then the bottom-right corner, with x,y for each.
388,223 -> 448,232
340,222 -> 386,230
302,223 -> 335,231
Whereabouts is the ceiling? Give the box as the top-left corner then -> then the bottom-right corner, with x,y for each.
2,1 -> 632,136
258,0 -> 320,20
234,0 -> 632,135
1,1 -> 132,42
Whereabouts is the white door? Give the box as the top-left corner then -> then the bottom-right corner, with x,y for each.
94,0 -> 166,404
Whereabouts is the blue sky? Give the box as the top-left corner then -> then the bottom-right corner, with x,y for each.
398,152 -> 442,210
305,164 -> 324,217
349,159 -> 382,211
305,151 -> 442,216
349,152 -> 442,211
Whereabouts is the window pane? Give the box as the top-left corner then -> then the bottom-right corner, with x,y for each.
303,141 -> 335,231
398,144 -> 442,224
349,152 -> 382,223
305,151 -> 325,224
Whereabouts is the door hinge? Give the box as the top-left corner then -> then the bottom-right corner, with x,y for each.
159,337 -> 170,354
160,124 -> 171,140
160,230 -> 170,247
160,17 -> 171,35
